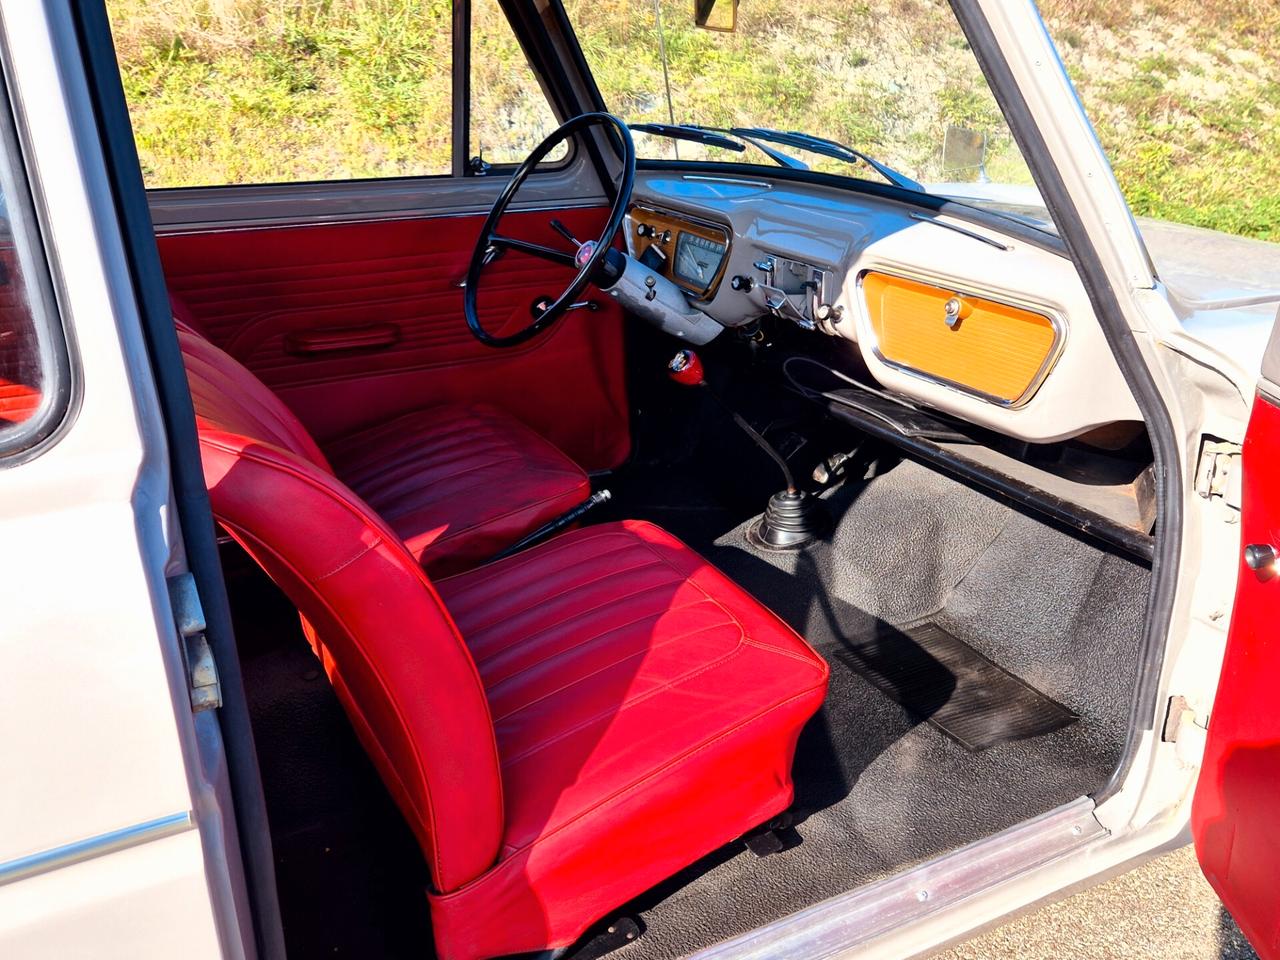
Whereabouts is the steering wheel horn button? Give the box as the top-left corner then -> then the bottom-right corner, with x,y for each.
574,240 -> 598,270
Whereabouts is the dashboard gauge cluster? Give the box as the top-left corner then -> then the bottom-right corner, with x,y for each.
626,204 -> 732,298
674,233 -> 729,289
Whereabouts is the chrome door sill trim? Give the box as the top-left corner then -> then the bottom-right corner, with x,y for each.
690,797 -> 1105,960
0,811 -> 194,886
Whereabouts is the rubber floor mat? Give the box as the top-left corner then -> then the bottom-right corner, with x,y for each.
835,620 -> 1079,751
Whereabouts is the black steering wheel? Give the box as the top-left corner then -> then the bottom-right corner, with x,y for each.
465,112 -> 636,348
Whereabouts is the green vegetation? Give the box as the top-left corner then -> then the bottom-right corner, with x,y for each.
1042,0 -> 1280,240
107,0 -> 1280,242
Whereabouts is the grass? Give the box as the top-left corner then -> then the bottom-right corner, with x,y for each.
106,0 -> 1280,242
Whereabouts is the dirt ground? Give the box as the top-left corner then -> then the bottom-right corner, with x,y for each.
937,845 -> 1257,960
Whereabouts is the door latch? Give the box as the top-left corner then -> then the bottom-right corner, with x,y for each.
166,572 -> 222,712
1161,695 -> 1208,766
1194,437 -> 1242,513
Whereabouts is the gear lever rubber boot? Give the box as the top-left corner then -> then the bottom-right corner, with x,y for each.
748,489 -> 828,551
667,348 -> 826,550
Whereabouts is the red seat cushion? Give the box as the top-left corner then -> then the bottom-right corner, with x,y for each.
430,520 -> 829,960
325,404 -> 589,578
178,317 -> 589,576
180,301 -> 829,960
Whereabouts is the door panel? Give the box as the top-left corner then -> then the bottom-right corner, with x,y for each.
157,206 -> 630,471
1192,391 -> 1280,960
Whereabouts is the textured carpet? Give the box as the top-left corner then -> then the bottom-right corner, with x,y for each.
233,453 -> 1150,960
613,459 -> 1151,960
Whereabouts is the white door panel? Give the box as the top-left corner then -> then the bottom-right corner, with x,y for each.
0,0 -> 241,955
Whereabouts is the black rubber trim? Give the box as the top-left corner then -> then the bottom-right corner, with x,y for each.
451,0 -> 471,178
825,398 -> 1156,562
947,0 -> 1182,803
69,3 -> 287,956
637,158 -> 1070,258
835,621 -> 1081,752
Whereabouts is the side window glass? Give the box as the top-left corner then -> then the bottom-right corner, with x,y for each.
470,0 -> 567,166
0,85 -> 71,458
106,1 -> 452,187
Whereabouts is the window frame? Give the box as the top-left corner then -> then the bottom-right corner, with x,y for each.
0,53 -> 75,465
115,0 -> 578,195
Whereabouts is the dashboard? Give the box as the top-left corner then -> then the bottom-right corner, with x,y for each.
623,174 -> 1141,444
625,205 -> 731,299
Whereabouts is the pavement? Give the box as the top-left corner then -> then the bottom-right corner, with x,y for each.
937,846 -> 1258,960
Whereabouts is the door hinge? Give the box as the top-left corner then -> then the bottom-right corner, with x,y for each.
1161,695 -> 1208,766
1194,438 -> 1242,514
166,572 -> 222,713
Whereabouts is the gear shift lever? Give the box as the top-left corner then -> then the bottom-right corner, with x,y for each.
667,349 -> 827,550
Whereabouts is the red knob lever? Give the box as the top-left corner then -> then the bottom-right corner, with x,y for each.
667,349 -> 705,387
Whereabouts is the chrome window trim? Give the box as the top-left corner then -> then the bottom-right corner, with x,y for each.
0,811 -> 194,887
0,44 -> 76,464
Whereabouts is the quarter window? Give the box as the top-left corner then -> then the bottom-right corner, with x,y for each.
470,0 -> 568,166
0,74 -> 72,459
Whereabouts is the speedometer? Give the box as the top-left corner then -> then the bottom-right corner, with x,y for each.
673,233 -> 728,291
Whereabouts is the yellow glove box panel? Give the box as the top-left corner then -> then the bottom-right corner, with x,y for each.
862,271 -> 1062,406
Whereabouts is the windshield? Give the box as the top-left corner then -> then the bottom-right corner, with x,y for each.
563,0 -> 1053,231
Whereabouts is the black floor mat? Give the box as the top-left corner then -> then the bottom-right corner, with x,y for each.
835,620 -> 1080,751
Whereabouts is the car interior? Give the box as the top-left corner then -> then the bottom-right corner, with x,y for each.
96,9 -> 1159,960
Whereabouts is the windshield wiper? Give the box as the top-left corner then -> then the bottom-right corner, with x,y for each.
728,127 -> 924,191
629,123 -> 746,153
629,123 -> 810,170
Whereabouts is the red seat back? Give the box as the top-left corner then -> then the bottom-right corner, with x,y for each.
177,318 -> 505,894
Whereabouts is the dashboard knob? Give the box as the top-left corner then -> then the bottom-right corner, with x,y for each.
636,223 -> 654,238
730,275 -> 754,292
816,302 -> 844,324
660,230 -> 672,244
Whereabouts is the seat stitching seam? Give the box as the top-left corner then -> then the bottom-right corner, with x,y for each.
339,433 -> 514,479
316,537 -> 384,581
471,572 -> 684,664
486,597 -> 718,702
500,640 -> 749,768
327,407 -> 495,453
438,528 -> 641,592
356,452 -> 524,506
486,599 -> 716,696
337,433 -> 512,481
626,527 -> 811,657
341,444 -> 516,495
491,610 -> 736,723
741,638 -> 833,668
423,480 -> 590,551
465,556 -> 668,642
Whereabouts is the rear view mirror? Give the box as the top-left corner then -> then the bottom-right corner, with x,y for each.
694,0 -> 738,32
